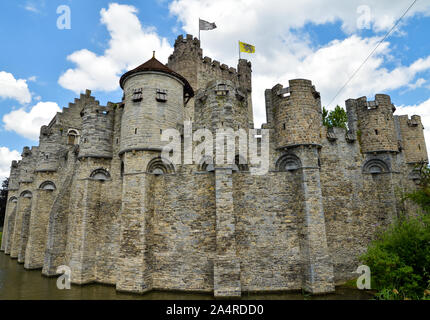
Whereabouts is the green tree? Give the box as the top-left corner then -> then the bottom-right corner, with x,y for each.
322,105 -> 348,129
0,178 -> 8,227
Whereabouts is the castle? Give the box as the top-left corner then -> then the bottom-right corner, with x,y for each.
1,34 -> 428,297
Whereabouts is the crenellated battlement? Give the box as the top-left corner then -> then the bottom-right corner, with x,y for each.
395,114 -> 427,163
351,94 -> 396,114
346,94 -> 398,154
265,79 -> 322,149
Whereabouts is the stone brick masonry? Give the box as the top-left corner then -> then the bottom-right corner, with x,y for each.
1,34 -> 428,297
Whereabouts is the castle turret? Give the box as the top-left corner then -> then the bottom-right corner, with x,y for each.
119,55 -> 194,155
78,102 -> 113,159
395,114 -> 428,164
268,79 -> 322,149
116,54 -> 194,293
195,80 -> 249,131
346,94 -> 398,154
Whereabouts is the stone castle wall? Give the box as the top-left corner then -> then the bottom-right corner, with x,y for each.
1,34 -> 428,297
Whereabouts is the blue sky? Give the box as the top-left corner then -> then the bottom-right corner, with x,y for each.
1,0 -> 430,178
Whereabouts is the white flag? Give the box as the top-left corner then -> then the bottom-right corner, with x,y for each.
199,18 -> 217,31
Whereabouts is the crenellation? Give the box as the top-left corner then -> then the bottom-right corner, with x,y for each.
2,34 -> 428,297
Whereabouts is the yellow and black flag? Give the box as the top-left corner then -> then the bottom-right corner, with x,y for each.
239,41 -> 255,54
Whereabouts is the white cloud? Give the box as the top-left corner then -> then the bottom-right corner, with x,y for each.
396,98 -> 430,160
27,76 -> 37,82
2,102 -> 61,140
24,5 -> 40,13
23,1 -> 45,14
58,3 -> 173,94
0,71 -> 32,104
170,0 -> 430,36
168,0 -> 430,126
0,147 -> 21,182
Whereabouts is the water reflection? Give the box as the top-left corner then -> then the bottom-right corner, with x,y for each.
0,253 -> 373,300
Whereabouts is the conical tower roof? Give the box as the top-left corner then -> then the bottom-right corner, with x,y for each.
119,55 -> 194,97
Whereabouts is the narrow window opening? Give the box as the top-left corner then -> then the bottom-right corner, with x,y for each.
375,129 -> 379,135
135,128 -> 137,134
418,144 -> 421,150
283,123 -> 286,130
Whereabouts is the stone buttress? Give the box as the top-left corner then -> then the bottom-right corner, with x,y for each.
267,79 -> 335,293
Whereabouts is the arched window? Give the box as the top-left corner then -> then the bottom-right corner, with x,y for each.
39,181 -> 56,190
9,197 -> 18,203
198,156 -> 214,172
276,153 -> 302,172
363,159 -> 389,174
90,168 -> 111,181
147,157 -> 175,175
67,129 -> 80,145
20,191 -> 32,198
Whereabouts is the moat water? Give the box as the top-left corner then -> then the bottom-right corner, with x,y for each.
0,253 -> 373,300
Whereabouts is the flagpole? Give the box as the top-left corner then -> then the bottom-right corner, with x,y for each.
198,18 -> 200,41
238,41 -> 241,60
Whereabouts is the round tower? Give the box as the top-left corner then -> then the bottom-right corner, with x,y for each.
119,54 -> 194,155
194,80 -> 249,131
273,79 -> 322,149
78,103 -> 113,159
346,94 -> 398,154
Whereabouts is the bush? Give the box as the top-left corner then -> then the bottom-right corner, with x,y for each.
360,214 -> 430,299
